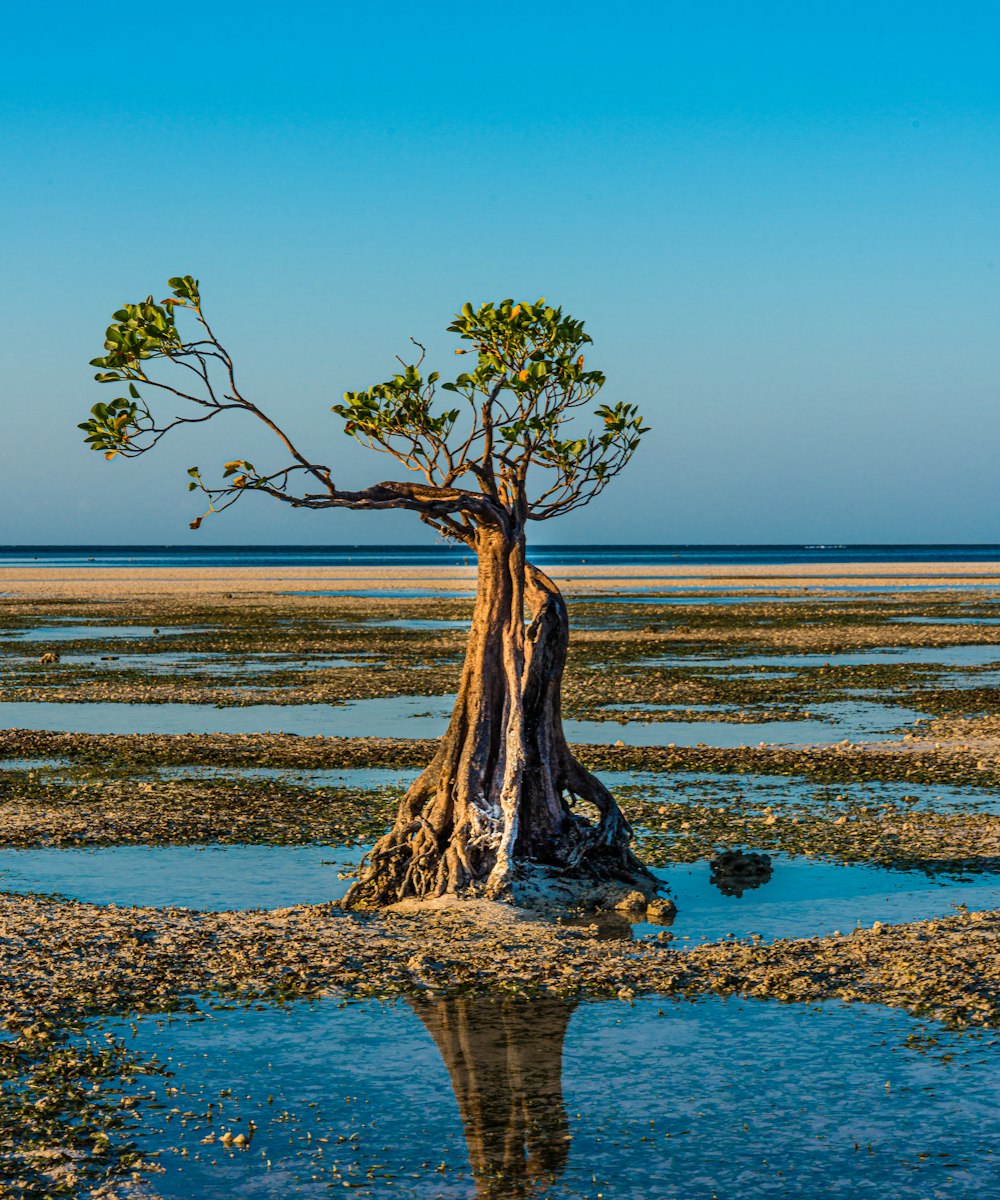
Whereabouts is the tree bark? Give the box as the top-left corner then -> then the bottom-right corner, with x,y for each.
342,525 -> 651,908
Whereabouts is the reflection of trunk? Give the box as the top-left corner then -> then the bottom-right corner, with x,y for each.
413,995 -> 575,1197
344,525 -> 651,907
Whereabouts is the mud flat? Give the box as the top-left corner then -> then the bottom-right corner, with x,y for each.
2,565 -> 999,1198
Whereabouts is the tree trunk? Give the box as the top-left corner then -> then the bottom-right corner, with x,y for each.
412,995 -> 575,1198
342,525 -> 652,908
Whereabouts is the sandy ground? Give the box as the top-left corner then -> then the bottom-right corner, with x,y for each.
2,561 -> 999,599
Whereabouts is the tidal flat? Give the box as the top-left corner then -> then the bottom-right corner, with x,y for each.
1,564 -> 998,1198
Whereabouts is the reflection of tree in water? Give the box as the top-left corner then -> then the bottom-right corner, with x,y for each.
413,996 -> 577,1198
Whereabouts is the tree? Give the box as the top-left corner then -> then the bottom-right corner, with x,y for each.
81,275 -> 654,907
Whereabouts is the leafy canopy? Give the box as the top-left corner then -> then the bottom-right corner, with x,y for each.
81,277 -> 648,540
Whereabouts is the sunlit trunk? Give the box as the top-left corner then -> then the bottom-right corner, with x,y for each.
343,526 -> 649,908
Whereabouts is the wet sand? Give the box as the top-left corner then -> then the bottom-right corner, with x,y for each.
2,560 -> 1000,598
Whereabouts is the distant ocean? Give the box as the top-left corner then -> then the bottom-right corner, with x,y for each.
1,545 -> 999,569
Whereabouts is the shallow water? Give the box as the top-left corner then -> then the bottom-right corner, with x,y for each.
0,697 -> 918,746
931,668 -> 1000,690
153,764 -> 422,790
644,856 -> 998,943
1,845 -> 991,940
48,651 -> 373,674
893,616 -> 1000,626
574,593 -> 857,605
0,844 -> 359,910
573,701 -> 919,747
107,993 -> 1000,1199
648,645 -> 1000,669
9,543 -> 1000,567
0,756 -> 70,772
612,770 -> 1000,815
285,589 -> 476,599
142,764 -> 1000,816
2,624 -> 213,643
363,617 -> 469,630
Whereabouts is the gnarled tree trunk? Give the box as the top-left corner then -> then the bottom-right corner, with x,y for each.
343,525 -> 651,908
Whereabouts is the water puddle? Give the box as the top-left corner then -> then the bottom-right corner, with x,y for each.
0,697 -> 455,739
2,624 -> 213,643
2,844 -> 991,942
0,844 -> 360,910
0,697 -> 917,745
48,652 -> 374,674
648,646 -> 1000,669
643,855 -> 998,943
609,770 -> 1000,815
570,701 -> 919,746
931,669 -> 1000,690
284,589 -> 476,599
153,764 -> 421,790
107,993 -> 1000,1199
0,756 -> 70,772
575,593 -> 856,605
363,618 -> 469,630
894,616 -> 1000,626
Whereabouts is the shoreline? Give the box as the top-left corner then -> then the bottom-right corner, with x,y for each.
3,560 -> 1000,599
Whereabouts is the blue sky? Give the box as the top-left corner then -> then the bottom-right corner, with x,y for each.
2,1 -> 997,544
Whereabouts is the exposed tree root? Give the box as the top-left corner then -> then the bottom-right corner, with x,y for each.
343,532 -> 654,909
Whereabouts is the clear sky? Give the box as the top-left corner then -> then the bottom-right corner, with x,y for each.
2,0 -> 997,545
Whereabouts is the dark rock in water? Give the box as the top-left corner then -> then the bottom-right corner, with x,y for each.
710,849 -> 773,897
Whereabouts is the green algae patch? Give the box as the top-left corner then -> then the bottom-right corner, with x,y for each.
0,771 -> 399,849
0,1020 -> 163,1199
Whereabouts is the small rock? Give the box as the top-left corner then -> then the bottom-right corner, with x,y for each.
38,651 -> 60,664
614,890 -> 649,913
710,849 -> 773,897
646,897 -> 677,925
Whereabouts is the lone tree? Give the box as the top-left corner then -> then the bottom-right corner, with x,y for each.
82,276 -> 653,907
